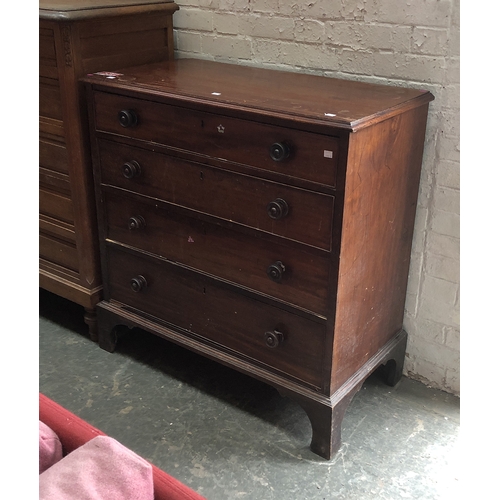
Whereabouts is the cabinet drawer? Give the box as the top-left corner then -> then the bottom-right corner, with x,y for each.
40,214 -> 76,245
39,139 -> 69,175
39,233 -> 78,272
39,186 -> 74,224
40,77 -> 62,121
104,190 -> 331,316
98,140 -> 334,250
93,91 -> 339,187
106,246 -> 326,388
39,28 -> 58,79
39,29 -> 56,61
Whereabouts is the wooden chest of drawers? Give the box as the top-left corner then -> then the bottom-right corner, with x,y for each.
39,0 -> 178,338
83,59 -> 434,459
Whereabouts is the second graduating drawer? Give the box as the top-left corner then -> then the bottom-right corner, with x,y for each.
103,189 -> 331,316
97,139 -> 334,250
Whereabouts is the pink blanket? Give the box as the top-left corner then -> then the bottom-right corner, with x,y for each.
39,420 -> 63,474
39,435 -> 154,500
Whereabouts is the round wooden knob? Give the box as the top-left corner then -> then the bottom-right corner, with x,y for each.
267,261 -> 285,282
264,330 -> 284,348
128,215 -> 146,230
267,198 -> 289,220
270,142 -> 290,162
118,109 -> 138,128
130,275 -> 147,292
122,160 -> 141,179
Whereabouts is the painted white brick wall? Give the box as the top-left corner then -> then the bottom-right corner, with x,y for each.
172,0 -> 460,395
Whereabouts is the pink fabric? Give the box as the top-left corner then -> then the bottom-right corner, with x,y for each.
39,435 -> 154,500
39,393 -> 206,499
39,420 -> 63,474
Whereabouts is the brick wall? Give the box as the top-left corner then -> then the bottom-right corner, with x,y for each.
172,0 -> 460,395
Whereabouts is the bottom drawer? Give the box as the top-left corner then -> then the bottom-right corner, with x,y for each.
105,246 -> 326,388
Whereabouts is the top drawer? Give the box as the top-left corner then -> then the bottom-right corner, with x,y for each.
92,91 -> 339,187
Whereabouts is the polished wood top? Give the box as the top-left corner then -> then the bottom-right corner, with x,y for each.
40,0 -> 177,20
83,59 -> 434,131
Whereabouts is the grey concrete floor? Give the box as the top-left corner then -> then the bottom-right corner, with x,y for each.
39,289 -> 460,500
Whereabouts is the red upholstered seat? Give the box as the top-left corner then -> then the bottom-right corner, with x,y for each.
39,393 -> 205,500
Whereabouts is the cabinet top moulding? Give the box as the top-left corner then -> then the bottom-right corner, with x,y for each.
40,0 -> 178,21
83,59 -> 434,132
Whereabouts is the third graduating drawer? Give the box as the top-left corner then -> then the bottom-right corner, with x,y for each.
102,188 -> 331,316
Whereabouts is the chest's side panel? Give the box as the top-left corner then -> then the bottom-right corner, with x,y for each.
331,105 -> 430,392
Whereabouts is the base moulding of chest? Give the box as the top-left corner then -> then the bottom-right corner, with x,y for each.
96,300 -> 407,460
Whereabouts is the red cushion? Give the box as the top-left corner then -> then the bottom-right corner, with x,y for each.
39,393 -> 205,500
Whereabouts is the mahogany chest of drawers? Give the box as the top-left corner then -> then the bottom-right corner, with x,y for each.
39,0 -> 178,338
83,59 -> 434,459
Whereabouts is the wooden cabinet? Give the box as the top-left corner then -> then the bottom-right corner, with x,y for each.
83,59 -> 434,458
39,0 -> 178,339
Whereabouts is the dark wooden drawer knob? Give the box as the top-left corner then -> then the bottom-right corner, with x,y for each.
122,160 -> 141,179
118,109 -> 138,128
128,215 -> 146,230
264,330 -> 284,348
267,198 -> 288,219
130,275 -> 147,292
267,261 -> 285,282
270,142 -> 290,162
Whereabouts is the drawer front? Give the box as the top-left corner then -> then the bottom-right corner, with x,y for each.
39,186 -> 74,224
39,233 -> 79,272
104,190 -> 331,316
98,140 -> 334,250
40,77 -> 62,121
40,214 -> 76,245
39,27 -> 58,79
39,29 -> 56,63
93,91 -> 339,187
39,139 -> 69,175
106,246 -> 326,388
